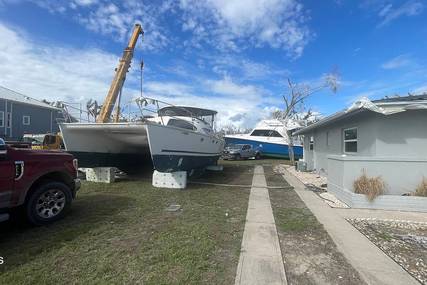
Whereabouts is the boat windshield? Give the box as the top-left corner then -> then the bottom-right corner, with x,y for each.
167,119 -> 196,130
22,135 -> 45,145
250,129 -> 283,137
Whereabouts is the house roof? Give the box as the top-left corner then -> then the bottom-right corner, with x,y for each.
0,86 -> 61,111
294,94 -> 427,135
372,93 -> 427,104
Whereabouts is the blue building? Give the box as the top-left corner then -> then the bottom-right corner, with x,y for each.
0,86 -> 64,140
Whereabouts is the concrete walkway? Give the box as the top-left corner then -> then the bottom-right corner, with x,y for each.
282,169 -> 419,285
235,166 -> 287,285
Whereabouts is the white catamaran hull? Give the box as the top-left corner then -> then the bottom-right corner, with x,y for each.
145,122 -> 224,172
59,122 -> 151,173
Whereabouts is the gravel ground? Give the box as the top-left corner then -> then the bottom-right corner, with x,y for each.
348,218 -> 427,285
274,165 -> 349,208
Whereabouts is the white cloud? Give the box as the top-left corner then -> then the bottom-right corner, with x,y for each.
206,76 -> 259,97
381,54 -> 412,69
377,1 -> 424,27
0,22 -> 118,104
179,0 -> 311,57
141,83 -> 278,129
0,23 -> 282,129
3,0 -> 311,57
21,0 -> 171,51
412,85 -> 427,94
74,0 -> 98,6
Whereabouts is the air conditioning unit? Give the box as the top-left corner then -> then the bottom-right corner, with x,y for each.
295,161 -> 307,172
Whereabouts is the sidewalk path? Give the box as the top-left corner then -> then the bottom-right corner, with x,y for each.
235,166 -> 287,285
282,169 -> 419,285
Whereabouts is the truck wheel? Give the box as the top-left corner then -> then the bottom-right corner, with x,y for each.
255,153 -> 261,160
235,154 -> 241,160
26,182 -> 72,226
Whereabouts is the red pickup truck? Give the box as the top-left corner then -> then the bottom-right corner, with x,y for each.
0,138 -> 80,225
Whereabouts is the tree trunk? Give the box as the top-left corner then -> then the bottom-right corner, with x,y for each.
286,129 -> 295,165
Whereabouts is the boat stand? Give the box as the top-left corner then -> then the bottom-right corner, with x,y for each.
152,170 -> 187,189
81,167 -> 116,183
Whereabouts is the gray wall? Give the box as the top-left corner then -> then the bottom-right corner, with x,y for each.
374,110 -> 427,157
0,98 -> 62,140
328,155 -> 427,197
302,111 -> 379,173
301,109 -> 427,199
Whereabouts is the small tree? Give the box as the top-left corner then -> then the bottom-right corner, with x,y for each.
283,71 -> 339,164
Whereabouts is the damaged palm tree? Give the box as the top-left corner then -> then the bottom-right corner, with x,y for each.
282,70 -> 340,164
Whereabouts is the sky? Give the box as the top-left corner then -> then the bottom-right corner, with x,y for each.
0,0 -> 426,128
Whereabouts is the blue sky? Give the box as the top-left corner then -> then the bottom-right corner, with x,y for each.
0,0 -> 426,128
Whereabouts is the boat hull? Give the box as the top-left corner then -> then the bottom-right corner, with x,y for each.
59,122 -> 151,172
224,136 -> 303,159
146,123 -> 224,172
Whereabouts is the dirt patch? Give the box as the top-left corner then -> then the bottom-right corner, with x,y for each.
348,218 -> 427,284
266,168 -> 365,285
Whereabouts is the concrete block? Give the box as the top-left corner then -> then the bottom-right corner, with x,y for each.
83,167 -> 115,183
152,170 -> 187,189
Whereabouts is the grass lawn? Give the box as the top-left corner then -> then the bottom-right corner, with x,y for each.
0,163 -> 251,284
265,164 -> 366,285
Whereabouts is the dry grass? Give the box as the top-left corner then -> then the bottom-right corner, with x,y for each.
415,177 -> 427,197
353,170 -> 386,201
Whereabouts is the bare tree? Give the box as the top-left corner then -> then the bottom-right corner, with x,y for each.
283,71 -> 340,164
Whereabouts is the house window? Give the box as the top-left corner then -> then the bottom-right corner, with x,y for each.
309,136 -> 314,150
23,115 -> 31,126
0,111 -> 4,127
343,128 -> 357,153
6,112 -> 11,128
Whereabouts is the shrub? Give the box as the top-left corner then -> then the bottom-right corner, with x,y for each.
353,170 -> 386,201
415,177 -> 427,197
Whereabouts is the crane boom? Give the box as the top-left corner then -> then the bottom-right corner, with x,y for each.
96,24 -> 144,123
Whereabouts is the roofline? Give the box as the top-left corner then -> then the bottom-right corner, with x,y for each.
1,98 -> 62,111
0,86 -> 61,111
293,108 -> 366,135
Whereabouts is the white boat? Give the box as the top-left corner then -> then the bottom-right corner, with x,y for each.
224,119 -> 304,159
59,122 -> 151,173
145,106 -> 224,172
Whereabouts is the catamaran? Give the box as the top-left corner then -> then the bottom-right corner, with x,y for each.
145,106 -> 224,172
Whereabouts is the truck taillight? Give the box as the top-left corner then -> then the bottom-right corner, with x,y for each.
72,159 -> 78,175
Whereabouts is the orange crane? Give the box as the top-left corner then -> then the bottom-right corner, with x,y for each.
96,24 -> 144,123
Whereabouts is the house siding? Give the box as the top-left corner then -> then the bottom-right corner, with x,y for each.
0,98 -> 62,140
374,110 -> 427,157
302,111 -> 379,174
299,108 -> 427,199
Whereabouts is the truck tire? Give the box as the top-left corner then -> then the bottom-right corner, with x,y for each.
26,181 -> 72,226
255,153 -> 261,160
235,154 -> 241,160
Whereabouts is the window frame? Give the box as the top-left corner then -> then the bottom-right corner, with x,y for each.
23,115 -> 31,126
343,127 -> 358,154
167,118 -> 196,131
0,111 -> 4,127
6,112 -> 11,128
309,136 -> 314,151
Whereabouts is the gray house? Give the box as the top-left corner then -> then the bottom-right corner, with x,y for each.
294,94 -> 427,211
0,86 -> 64,140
